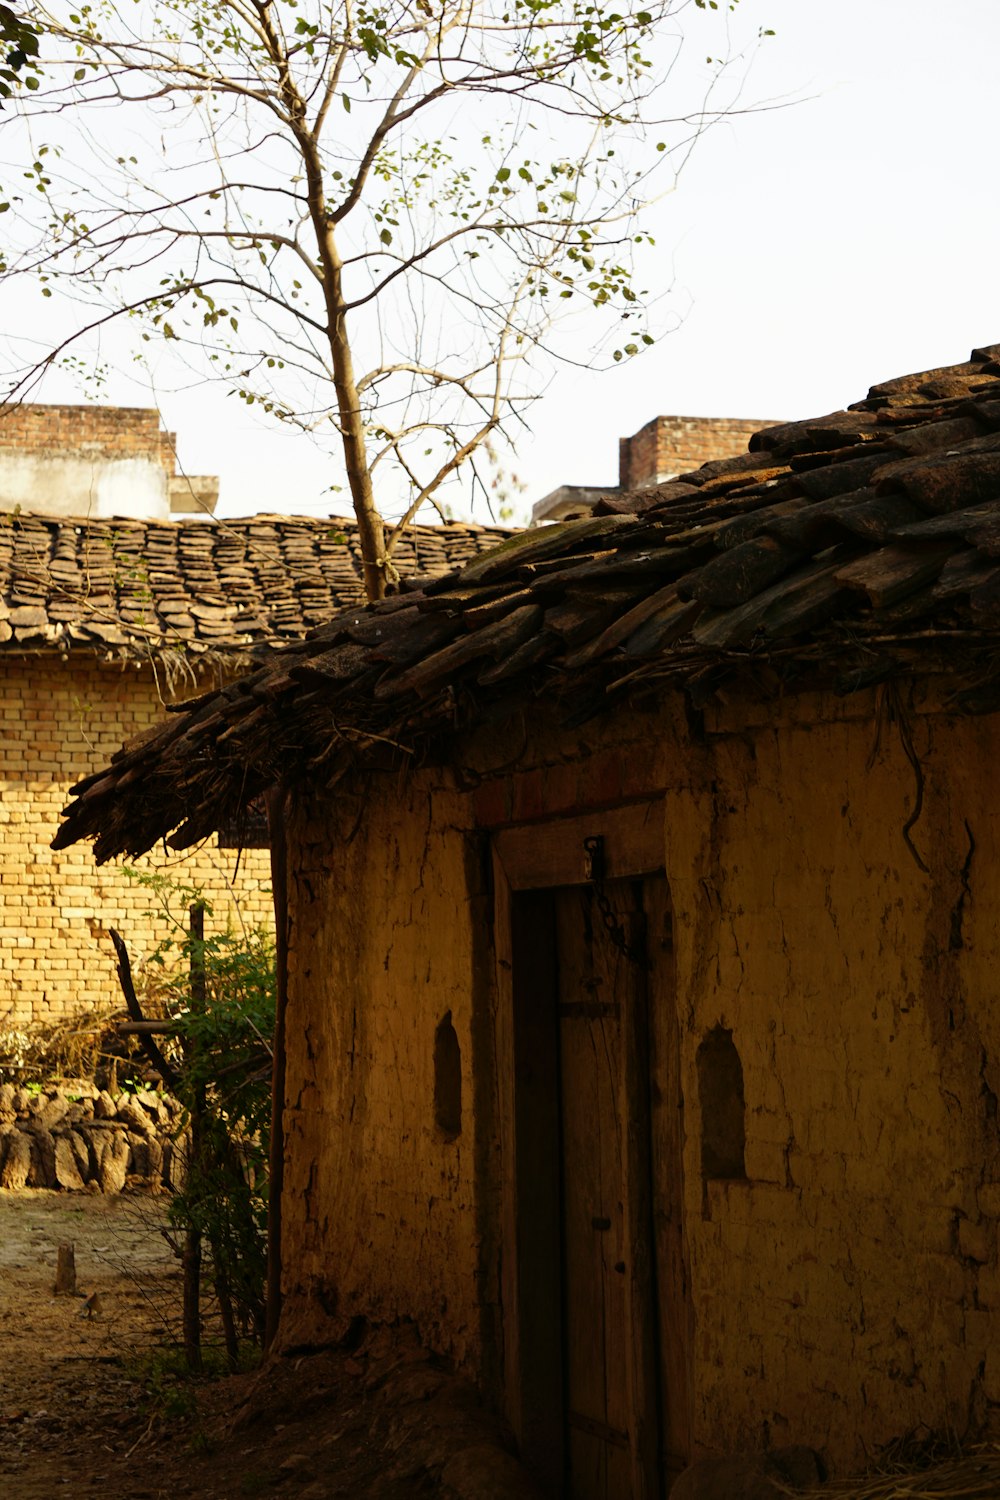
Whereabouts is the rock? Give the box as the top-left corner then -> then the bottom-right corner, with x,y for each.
164,1130 -> 191,1191
440,1443 -> 548,1499
12,1087 -> 30,1114
0,1129 -> 31,1189
671,1448 -> 823,1500
98,1132 -> 130,1195
0,1083 -> 15,1113
127,1133 -> 150,1177
54,1136 -> 85,1191
69,1129 -> 93,1181
145,1135 -> 164,1183
277,1453 -> 315,1478
30,1093 -> 69,1132
27,1127 -> 56,1188
0,1085 -> 183,1194
773,1447 -> 825,1487
116,1100 -> 155,1137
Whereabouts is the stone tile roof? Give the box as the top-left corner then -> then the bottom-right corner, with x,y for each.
0,512 -> 509,657
56,343 -> 1000,860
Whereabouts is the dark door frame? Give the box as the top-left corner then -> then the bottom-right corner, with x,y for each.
491,800 -> 676,1497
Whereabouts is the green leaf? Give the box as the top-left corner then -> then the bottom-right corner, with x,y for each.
380,227 -> 392,245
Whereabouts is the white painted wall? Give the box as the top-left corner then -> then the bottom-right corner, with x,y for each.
0,454 -> 169,519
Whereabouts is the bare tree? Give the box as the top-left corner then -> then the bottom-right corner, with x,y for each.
4,0 -> 766,598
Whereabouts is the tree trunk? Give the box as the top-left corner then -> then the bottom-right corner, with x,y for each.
322,232 -> 387,601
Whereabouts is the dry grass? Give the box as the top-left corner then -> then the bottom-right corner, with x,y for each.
788,1434 -> 1000,1499
0,998 -> 168,1088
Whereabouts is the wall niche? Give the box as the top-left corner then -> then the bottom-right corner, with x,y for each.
697,1025 -> 747,1181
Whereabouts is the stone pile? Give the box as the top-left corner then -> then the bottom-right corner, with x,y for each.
0,1082 -> 189,1194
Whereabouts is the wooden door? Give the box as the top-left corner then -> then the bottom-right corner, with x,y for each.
495,811 -> 690,1498
556,882 -> 645,1498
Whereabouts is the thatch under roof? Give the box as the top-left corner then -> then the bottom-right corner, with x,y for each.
55,343 -> 1000,862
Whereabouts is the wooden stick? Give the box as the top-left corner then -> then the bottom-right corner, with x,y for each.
183,903 -> 206,1375
264,784 -> 289,1351
116,1021 -> 179,1037
108,928 -> 180,1091
53,1243 -> 76,1296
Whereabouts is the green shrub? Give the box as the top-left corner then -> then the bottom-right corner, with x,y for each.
126,868 -> 276,1355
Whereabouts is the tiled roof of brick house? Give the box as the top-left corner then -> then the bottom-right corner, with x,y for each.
56,343 -> 1000,860
0,513 -> 509,657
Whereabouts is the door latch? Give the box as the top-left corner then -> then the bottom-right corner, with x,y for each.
583,834 -> 606,883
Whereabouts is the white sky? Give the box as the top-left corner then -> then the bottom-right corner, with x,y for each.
12,0 -> 1000,523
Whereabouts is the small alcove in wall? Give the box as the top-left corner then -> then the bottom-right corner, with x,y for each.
434,1010 -> 462,1139
696,1025 -> 747,1181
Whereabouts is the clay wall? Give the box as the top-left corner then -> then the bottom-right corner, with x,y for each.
663,694 -> 1000,1468
276,689 -> 1000,1474
278,781 -> 491,1372
0,654 -> 273,1029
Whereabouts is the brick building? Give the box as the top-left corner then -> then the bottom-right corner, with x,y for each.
0,406 -> 507,1029
532,412 -> 778,523
0,403 -> 220,519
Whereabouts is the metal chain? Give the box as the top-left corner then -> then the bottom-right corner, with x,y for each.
583,836 -> 649,968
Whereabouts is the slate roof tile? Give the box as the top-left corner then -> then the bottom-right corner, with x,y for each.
0,513 -> 508,658
53,343 -> 1000,861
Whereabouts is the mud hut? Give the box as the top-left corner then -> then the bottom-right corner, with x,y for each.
55,344 -> 1000,1495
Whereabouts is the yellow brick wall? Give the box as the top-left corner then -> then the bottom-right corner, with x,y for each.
0,653 -> 273,1028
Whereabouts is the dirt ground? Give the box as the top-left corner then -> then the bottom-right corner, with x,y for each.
0,1189 -> 539,1500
